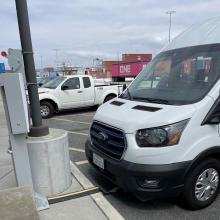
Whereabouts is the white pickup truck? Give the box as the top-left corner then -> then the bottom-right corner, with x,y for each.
38,75 -> 123,118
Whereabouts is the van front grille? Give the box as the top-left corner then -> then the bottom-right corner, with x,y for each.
90,121 -> 126,160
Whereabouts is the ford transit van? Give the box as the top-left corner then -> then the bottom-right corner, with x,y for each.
85,17 -> 220,210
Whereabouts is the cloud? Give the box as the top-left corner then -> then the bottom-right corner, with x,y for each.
1,0 -> 220,68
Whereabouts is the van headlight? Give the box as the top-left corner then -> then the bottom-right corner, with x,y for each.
136,119 -> 189,147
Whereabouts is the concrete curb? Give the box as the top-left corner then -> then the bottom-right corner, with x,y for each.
70,161 -> 124,220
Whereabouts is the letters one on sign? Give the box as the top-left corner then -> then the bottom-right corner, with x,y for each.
120,65 -> 131,74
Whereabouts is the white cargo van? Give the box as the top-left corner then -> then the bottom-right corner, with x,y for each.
85,17 -> 220,210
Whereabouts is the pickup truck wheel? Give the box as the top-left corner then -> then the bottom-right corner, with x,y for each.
104,95 -> 116,103
40,101 -> 54,118
181,158 -> 220,210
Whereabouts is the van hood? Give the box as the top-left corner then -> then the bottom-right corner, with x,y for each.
93,98 -> 197,133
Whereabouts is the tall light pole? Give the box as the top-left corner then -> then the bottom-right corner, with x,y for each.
40,55 -> 43,70
15,0 -> 49,136
166,10 -> 176,42
53,49 -> 60,67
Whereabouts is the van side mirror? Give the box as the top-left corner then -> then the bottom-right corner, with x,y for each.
61,85 -> 69,90
202,98 -> 220,125
123,84 -> 127,91
204,114 -> 220,124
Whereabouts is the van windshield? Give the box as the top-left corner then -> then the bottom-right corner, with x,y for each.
121,44 -> 220,105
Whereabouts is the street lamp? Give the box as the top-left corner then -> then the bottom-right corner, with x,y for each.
40,55 -> 43,69
166,10 -> 176,42
52,49 -> 60,67
15,0 -> 49,136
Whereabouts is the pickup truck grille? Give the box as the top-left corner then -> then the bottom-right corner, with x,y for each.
90,121 -> 126,160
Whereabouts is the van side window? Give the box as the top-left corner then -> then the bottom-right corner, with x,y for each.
83,77 -> 91,88
63,78 -> 80,90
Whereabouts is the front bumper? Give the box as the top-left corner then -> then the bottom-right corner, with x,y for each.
85,139 -> 191,201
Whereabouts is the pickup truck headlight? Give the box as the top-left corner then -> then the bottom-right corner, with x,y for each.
136,119 -> 189,147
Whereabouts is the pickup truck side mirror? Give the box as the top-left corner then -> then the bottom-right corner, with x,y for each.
61,85 -> 69,91
123,84 -> 127,91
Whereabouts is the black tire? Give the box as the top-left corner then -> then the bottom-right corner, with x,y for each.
104,95 -> 116,103
40,101 -> 54,118
181,158 -> 220,210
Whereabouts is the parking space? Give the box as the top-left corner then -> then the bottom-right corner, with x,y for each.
45,109 -> 220,220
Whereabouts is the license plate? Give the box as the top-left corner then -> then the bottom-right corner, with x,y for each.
93,153 -> 104,169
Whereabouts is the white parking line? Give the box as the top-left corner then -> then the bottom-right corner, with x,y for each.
74,113 -> 95,117
51,118 -> 91,125
70,162 -> 124,220
69,147 -> 85,153
55,113 -> 95,117
75,160 -> 88,165
68,131 -> 88,136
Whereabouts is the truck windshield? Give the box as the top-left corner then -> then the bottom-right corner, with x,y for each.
121,44 -> 220,105
43,76 -> 66,89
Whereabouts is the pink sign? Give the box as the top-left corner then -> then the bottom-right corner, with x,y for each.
111,61 -> 150,77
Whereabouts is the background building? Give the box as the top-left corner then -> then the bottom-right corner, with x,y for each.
85,53 -> 152,81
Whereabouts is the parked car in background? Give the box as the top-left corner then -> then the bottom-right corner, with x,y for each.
38,75 -> 123,118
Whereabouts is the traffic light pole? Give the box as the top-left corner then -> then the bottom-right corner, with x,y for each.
15,0 -> 49,137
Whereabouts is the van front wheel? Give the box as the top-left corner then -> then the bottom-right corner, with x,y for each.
181,158 -> 220,210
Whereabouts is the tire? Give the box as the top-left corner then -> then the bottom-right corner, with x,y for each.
40,101 -> 54,118
104,95 -> 116,103
181,158 -> 220,210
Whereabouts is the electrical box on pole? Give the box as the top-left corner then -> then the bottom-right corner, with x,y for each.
0,72 -> 32,187
7,48 -> 27,84
1,73 -> 29,134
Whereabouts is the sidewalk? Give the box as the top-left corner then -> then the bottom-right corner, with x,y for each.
0,95 -> 124,220
0,96 -> 16,190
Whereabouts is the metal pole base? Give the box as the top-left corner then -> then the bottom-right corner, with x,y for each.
27,128 -> 71,196
29,125 -> 49,137
34,192 -> 49,211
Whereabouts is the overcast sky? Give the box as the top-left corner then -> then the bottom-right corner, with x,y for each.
1,0 -> 220,68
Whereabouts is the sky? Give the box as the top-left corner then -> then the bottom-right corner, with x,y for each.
1,0 -> 220,69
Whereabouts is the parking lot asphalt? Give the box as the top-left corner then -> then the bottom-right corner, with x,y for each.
45,108 -> 220,220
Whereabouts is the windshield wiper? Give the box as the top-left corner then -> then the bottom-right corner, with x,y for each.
120,88 -> 133,100
126,88 -> 132,100
132,97 -> 170,104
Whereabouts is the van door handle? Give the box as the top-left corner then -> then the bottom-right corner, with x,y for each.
77,91 -> 83,93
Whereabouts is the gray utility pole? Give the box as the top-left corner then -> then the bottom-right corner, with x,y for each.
15,0 -> 49,136
53,49 -> 59,67
166,10 -> 176,42
40,55 -> 43,70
